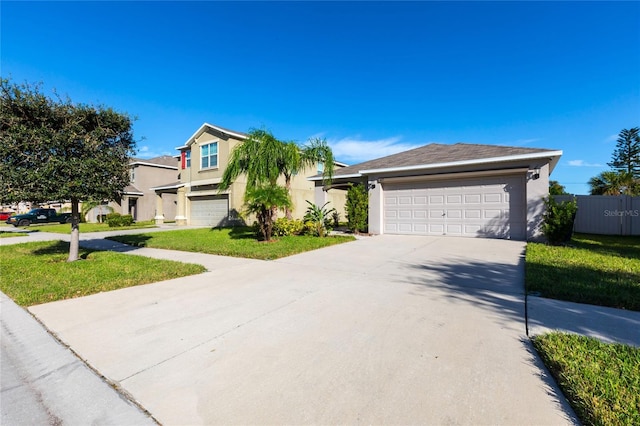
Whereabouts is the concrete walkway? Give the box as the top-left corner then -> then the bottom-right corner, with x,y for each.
1,229 -> 636,424
527,296 -> 640,346
1,292 -> 155,425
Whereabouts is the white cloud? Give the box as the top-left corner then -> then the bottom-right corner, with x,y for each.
604,134 -> 618,143
327,136 -> 425,164
135,145 -> 173,159
568,159 -> 604,167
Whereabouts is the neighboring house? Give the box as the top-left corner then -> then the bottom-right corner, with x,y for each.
311,143 -> 562,241
152,123 -> 346,226
86,156 -> 179,222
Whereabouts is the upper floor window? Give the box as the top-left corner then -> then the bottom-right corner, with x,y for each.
317,162 -> 324,174
130,167 -> 136,183
201,142 -> 218,169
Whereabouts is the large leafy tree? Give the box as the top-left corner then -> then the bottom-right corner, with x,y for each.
0,79 -> 135,261
608,127 -> 640,179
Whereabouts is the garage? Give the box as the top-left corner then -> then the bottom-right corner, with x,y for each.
189,195 -> 229,226
383,175 -> 526,239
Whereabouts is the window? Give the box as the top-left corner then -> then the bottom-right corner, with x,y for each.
130,167 -> 135,183
317,162 -> 324,174
201,142 -> 218,169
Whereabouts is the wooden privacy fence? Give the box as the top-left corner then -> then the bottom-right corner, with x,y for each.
554,195 -> 640,236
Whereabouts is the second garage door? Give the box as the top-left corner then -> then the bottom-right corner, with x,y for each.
384,175 -> 526,239
189,195 -> 229,226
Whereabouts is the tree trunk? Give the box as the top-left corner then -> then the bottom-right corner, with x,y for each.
67,198 -> 80,262
284,176 -> 293,220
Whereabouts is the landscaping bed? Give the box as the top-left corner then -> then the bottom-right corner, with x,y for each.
526,233 -> 640,311
0,240 -> 205,306
107,226 -> 356,260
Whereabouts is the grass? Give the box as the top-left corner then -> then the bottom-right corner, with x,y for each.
533,332 -> 640,426
526,233 -> 640,311
107,226 -> 356,260
13,221 -> 158,233
0,240 -> 206,306
0,231 -> 28,238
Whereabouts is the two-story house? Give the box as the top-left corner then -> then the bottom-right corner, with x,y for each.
152,123 -> 347,226
85,155 -> 179,223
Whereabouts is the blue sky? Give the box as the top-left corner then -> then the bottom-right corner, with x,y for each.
2,1 -> 639,194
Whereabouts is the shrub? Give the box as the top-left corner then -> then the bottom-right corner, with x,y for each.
542,196 -> 577,245
332,211 -> 340,228
303,201 -> 335,237
346,183 -> 368,233
302,220 -> 318,236
273,218 -> 304,236
106,213 -> 135,227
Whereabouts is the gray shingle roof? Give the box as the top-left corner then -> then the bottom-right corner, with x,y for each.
333,143 -> 559,176
131,155 -> 178,168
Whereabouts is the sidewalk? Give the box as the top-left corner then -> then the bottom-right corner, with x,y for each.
0,292 -> 156,425
527,295 -> 640,347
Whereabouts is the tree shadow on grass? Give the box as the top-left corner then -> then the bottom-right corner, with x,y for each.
526,260 -> 640,311
223,226 -> 257,240
32,241 -> 95,260
570,234 -> 640,259
104,235 -> 153,249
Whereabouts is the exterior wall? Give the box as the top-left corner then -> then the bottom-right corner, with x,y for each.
368,179 -> 383,234
525,163 -> 549,241
105,162 -> 178,222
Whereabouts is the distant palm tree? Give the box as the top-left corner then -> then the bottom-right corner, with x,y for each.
588,170 -> 637,195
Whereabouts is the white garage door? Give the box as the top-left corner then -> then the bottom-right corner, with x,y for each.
384,175 -> 526,239
189,195 -> 229,226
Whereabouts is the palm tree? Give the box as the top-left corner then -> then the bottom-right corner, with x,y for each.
219,128 -> 282,191
244,184 -> 292,241
279,137 -> 335,218
588,170 -> 637,195
220,129 -> 336,219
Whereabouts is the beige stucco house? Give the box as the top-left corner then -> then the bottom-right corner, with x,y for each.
311,143 -> 562,241
85,156 -> 179,223
152,123 -> 346,226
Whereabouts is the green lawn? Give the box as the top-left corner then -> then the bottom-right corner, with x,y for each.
107,226 -> 356,260
526,233 -> 640,311
0,231 -> 28,238
11,221 -> 158,234
533,332 -> 640,426
0,240 -> 206,306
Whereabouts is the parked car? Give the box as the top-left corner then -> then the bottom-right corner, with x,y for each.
7,208 -> 72,227
0,211 -> 14,222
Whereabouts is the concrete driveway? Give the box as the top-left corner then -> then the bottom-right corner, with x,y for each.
29,235 -> 577,425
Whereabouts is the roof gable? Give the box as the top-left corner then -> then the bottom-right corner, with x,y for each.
326,143 -> 562,179
177,123 -> 248,150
